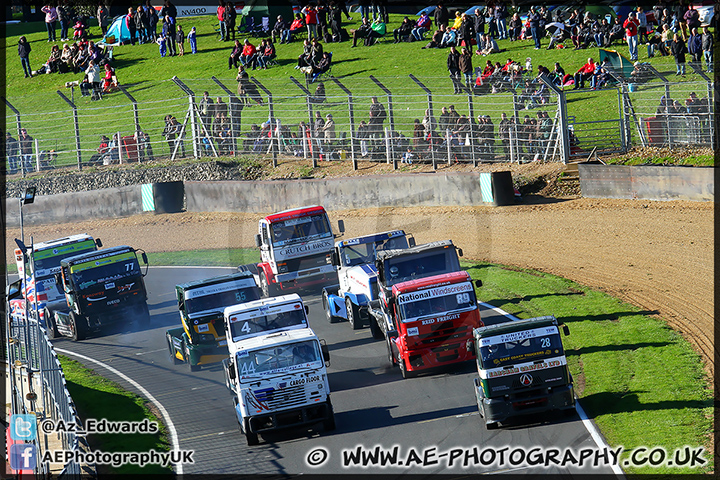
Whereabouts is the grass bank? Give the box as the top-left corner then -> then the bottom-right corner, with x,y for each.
60,355 -> 172,475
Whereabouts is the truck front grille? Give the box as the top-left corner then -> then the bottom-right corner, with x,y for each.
253,384 -> 308,410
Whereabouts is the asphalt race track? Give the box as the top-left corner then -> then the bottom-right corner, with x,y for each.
53,267 -> 619,475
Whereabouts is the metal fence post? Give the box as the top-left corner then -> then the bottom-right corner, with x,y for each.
118,85 -> 141,139
290,76 -> 317,167
409,74 -> 436,170
3,97 -> 25,174
56,90 -> 82,170
251,77 -> 277,167
171,77 -> 199,158
617,87 -> 628,151
370,76 -> 396,163
467,92 -> 476,166
331,77 -> 356,169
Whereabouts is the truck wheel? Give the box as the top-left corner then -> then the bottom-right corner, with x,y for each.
323,291 -> 338,323
69,311 -> 87,341
399,354 -> 416,379
243,419 -> 259,446
369,316 -> 384,340
167,334 -> 182,365
260,272 -> 277,298
44,308 -> 59,339
346,297 -> 361,330
486,421 -> 499,430
183,340 -> 200,372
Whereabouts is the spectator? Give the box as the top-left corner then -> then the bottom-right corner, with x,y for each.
593,18 -> 609,47
310,37 -> 324,64
423,23 -> 445,49
163,15 -> 177,56
486,5 -> 498,39
125,7 -> 137,46
447,45 -> 462,94
309,82 -> 326,104
356,120 -> 370,156
176,25 -> 185,56
473,8 -> 486,48
401,146 -> 414,164
296,39 -> 312,68
528,6 -> 541,49
508,13 -> 522,41
97,3 -> 110,36
684,4 -> 700,32
302,3 -> 319,41
646,30 -> 667,57
687,27 -> 702,67
321,113 -> 335,144
240,38 -> 257,70
57,2 -> 71,42
367,18 -> 386,46
6,132 -> 19,174
495,1 -> 508,40
59,43 -> 73,72
289,13 -> 305,39
101,63 -> 118,92
199,91 -> 214,129
393,16 -> 413,43
313,111 -> 324,138
451,11 -> 462,30
217,0 -> 227,41
434,3 -> 450,28
411,12 -> 431,41
88,134 -> 109,165
226,2 -> 237,41
606,17 -> 624,47
214,97 -> 228,125
257,38 -> 276,69
671,33 -> 687,76
156,31 -> 167,57
169,116 -> 186,157
459,47 -> 473,92
636,7 -> 648,44
273,15 -> 290,44
368,96 -> 387,141
136,130 -> 154,161
236,65 -> 263,105
46,44 -> 62,73
18,36 -> 32,78
422,108 -> 437,138
498,113 -> 511,157
351,17 -> 373,47
701,26 -> 713,73
188,26 -> 197,53
19,128 -> 34,172
590,58 -> 610,89
134,5 -> 147,44
438,106 -> 450,134
439,23 -> 457,47
478,33 -> 499,56
458,13 -> 475,51
624,11 -> 639,61
228,39 -> 242,68
573,57 -> 595,89
661,24 -> 673,55
42,4 -> 58,43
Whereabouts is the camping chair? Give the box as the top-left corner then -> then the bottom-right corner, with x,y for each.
310,52 -> 333,84
252,17 -> 270,37
237,16 -> 254,35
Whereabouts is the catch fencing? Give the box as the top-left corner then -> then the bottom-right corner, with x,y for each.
3,72 -> 713,173
6,297 -> 93,478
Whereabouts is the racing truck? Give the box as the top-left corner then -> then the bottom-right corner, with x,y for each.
222,294 -> 335,445
367,240 -> 483,378
8,234 -> 102,329
322,229 -> 415,336
166,271 -> 262,372
252,205 -> 338,297
472,316 -> 575,429
51,245 -> 150,341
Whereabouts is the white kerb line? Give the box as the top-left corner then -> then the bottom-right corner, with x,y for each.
477,302 -> 625,478
54,348 -> 184,475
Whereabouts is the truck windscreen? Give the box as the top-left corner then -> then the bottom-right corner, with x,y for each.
397,283 -> 476,322
236,340 -> 321,376
70,252 -> 140,291
385,249 -> 460,286
270,214 -> 332,246
341,237 -> 409,267
185,288 -> 260,315
33,239 -> 97,274
478,327 -> 565,369
229,308 -> 307,340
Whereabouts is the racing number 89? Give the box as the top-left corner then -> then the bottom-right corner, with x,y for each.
456,293 -> 470,305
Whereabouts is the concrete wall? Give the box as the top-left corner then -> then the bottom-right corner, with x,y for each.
578,165 -> 714,202
6,185 -> 143,228
185,173 -> 486,213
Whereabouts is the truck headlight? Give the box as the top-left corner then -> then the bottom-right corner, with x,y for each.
278,263 -> 288,273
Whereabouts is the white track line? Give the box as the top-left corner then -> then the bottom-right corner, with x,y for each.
478,302 -> 624,478
55,348 -> 184,475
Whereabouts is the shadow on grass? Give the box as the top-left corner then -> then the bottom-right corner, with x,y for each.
579,391 -> 711,419
558,309 -> 660,323
566,341 -> 671,356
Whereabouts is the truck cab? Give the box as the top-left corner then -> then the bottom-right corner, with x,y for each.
166,271 -> 261,371
472,316 -> 575,429
254,205 -> 337,297
9,234 -> 101,329
222,295 -> 335,445
322,229 -> 414,335
53,245 -> 149,341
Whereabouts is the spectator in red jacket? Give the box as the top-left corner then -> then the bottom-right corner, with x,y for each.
240,38 -> 257,70
573,57 -> 595,89
302,4 -> 319,40
623,12 -> 639,61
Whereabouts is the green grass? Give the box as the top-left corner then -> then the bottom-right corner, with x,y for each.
148,247 -> 259,267
464,261 -> 712,475
3,14 -> 713,168
59,355 -> 172,475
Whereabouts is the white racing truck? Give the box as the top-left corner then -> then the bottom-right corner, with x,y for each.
222,294 -> 335,445
322,228 -> 414,337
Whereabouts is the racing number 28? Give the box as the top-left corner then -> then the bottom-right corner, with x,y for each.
540,337 -> 551,348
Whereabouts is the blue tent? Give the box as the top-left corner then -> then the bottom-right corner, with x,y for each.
98,15 -> 132,46
416,6 -> 436,16
464,6 -> 485,15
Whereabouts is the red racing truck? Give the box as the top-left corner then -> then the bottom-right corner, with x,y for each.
368,241 -> 483,378
252,205 -> 338,297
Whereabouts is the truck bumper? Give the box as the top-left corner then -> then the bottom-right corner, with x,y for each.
188,344 -> 227,366
400,338 -> 476,373
476,380 -> 576,424
275,266 -> 337,289
247,400 -> 333,434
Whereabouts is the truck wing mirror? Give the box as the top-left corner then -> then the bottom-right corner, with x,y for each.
458,248 -> 464,257
408,237 -> 416,247
141,252 -> 148,265
475,279 -> 483,287
254,234 -> 262,247
337,219 -> 345,234
467,338 -> 477,355
320,339 -> 330,365
386,329 -> 398,339
228,360 -> 236,380
331,250 -> 340,267
562,324 -> 570,336
54,273 -> 65,293
95,238 -> 103,248
305,305 -> 309,315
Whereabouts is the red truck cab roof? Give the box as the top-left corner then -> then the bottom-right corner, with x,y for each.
265,205 -> 326,224
392,270 -> 472,296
